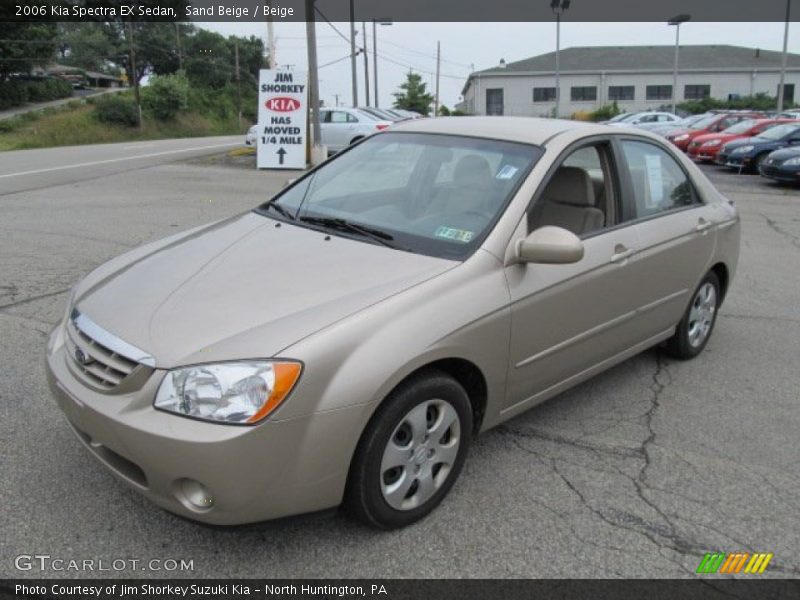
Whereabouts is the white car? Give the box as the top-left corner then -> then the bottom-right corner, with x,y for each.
610,111 -> 682,130
319,107 -> 393,152
245,125 -> 258,146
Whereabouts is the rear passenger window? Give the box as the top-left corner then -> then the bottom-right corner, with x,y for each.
620,141 -> 697,220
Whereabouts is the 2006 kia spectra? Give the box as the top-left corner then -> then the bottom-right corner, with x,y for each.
46,117 -> 740,529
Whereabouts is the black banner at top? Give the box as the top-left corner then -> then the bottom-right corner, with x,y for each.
3,0 -> 800,23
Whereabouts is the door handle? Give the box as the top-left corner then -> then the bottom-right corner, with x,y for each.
610,246 -> 635,264
695,218 -> 713,233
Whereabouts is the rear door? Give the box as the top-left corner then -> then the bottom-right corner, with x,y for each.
614,138 -> 718,338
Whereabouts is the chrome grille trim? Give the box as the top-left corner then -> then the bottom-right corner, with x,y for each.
70,309 -> 156,368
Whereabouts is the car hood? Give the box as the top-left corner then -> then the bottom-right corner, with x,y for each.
766,147 -> 800,161
725,135 -> 775,148
667,127 -> 691,138
75,212 -> 455,368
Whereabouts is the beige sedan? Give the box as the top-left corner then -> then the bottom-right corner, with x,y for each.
46,117 -> 740,529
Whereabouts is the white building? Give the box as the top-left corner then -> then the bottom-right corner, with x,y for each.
460,45 -> 800,117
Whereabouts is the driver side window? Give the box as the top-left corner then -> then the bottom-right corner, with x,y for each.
529,143 -> 613,238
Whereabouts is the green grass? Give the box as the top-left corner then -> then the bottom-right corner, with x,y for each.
0,102 -> 247,151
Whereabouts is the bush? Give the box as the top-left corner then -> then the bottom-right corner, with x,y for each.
24,78 -> 73,102
570,110 -> 593,121
93,94 -> 139,127
0,81 -> 29,109
677,93 -> 791,115
142,73 -> 188,120
589,101 -> 622,122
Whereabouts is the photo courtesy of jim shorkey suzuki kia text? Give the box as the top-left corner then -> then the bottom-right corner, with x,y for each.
14,584 -> 387,597
15,4 -> 296,18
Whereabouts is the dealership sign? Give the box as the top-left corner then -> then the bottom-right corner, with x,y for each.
257,70 -> 307,169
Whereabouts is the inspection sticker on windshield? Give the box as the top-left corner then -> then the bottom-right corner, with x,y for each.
435,226 -> 474,243
496,165 -> 519,180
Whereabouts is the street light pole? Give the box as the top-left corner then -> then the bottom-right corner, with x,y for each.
372,18 -> 392,108
550,0 -> 570,119
668,14 -> 691,115
777,0 -> 792,112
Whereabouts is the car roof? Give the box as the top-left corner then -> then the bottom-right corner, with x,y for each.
391,116 -> 609,146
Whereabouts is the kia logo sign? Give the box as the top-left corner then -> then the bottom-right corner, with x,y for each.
265,97 -> 301,112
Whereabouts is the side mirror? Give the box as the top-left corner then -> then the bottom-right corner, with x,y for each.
516,226 -> 584,264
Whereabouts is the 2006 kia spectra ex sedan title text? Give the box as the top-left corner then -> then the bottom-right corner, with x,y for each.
46,117 -> 740,529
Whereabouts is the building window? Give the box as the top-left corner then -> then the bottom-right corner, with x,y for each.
608,85 -> 635,101
684,85 -> 711,100
533,87 -> 557,102
571,86 -> 597,102
486,88 -> 504,115
779,83 -> 795,104
646,85 -> 673,101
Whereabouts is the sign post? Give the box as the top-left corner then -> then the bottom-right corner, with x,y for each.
257,69 -> 308,170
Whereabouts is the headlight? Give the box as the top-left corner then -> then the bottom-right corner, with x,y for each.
674,134 -> 690,141
783,156 -> 800,166
702,139 -> 722,147
732,145 -> 754,154
155,361 -> 302,425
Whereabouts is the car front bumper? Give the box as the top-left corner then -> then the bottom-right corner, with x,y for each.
45,322 -> 366,525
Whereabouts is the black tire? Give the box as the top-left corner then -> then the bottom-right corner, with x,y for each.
664,271 -> 721,360
344,370 -> 473,529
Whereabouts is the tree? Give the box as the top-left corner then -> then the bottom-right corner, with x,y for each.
0,23 -> 58,81
393,71 -> 434,116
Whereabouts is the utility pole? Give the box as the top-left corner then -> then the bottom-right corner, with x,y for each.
234,41 -> 242,128
362,22 -> 370,106
550,0 -> 570,119
306,0 -> 323,163
266,15 -> 276,68
372,18 -> 392,108
334,93 -> 340,107
434,41 -> 441,117
127,21 -> 142,129
175,22 -> 183,70
778,0 -> 792,112
349,0 -> 358,106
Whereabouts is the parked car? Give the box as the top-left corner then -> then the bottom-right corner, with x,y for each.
666,112 -> 764,151
609,111 -> 682,130
359,106 -> 405,122
758,147 -> 800,183
319,107 -> 393,153
603,112 -> 632,124
647,114 -> 711,138
245,124 -> 258,146
716,122 -> 800,172
687,119 -> 791,163
388,108 -> 423,120
46,117 -> 739,529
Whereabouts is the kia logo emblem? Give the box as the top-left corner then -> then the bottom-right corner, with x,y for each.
265,97 -> 300,112
74,347 -> 93,366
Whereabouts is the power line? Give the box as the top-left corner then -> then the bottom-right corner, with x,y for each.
377,38 -> 472,69
319,53 -> 355,69
313,7 -> 352,47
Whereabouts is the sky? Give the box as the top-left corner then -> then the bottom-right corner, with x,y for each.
203,21 -> 799,109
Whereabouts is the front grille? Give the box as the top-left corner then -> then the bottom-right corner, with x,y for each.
64,310 -> 154,391
65,321 -> 137,388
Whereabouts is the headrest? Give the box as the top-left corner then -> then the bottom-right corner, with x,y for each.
454,154 -> 493,188
543,166 -> 595,207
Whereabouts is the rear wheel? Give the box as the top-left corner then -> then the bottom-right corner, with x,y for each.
752,152 -> 770,173
665,271 -> 720,359
345,371 -> 472,529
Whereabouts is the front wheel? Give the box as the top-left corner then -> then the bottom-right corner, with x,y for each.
345,371 -> 472,529
665,271 -> 721,359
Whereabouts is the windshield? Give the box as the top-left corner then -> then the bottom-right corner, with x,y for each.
758,123 -> 800,140
690,115 -> 719,130
722,119 -> 757,135
256,132 -> 542,260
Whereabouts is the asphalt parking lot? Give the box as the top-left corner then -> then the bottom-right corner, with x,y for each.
1,140 -> 799,579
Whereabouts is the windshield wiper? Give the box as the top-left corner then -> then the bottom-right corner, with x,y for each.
299,216 -> 400,249
261,201 -> 295,221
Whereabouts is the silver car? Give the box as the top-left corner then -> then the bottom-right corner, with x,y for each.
46,117 -> 740,529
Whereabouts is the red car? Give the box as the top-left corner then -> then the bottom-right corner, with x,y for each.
687,118 -> 794,162
666,112 -> 765,152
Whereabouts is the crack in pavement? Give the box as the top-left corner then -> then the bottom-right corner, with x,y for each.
761,214 -> 800,250
0,287 -> 71,311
